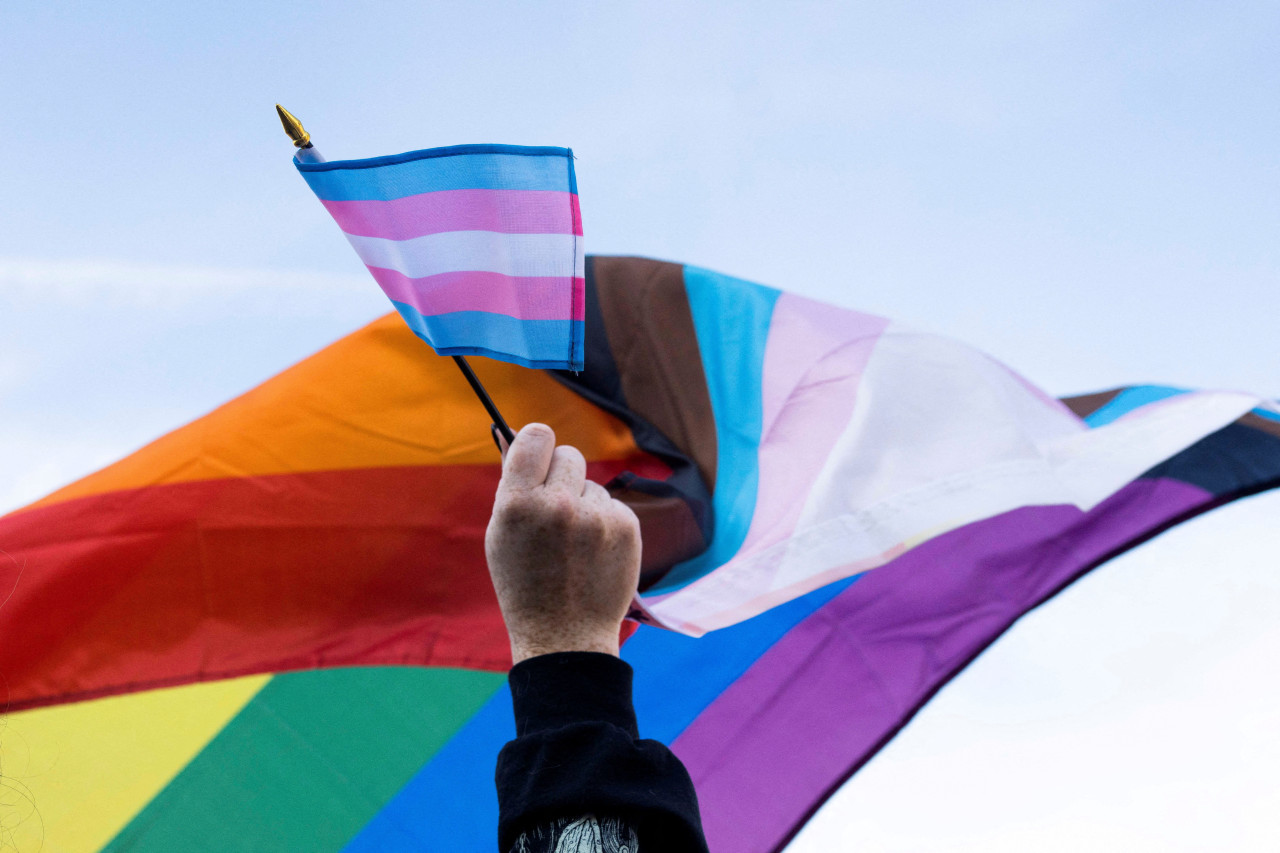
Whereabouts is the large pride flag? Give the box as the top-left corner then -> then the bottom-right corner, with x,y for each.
2,257 -> 1278,851
295,144 -> 585,371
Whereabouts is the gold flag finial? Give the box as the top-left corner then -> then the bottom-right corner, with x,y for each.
275,104 -> 311,148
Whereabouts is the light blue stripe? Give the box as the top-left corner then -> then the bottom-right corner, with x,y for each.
645,266 -> 779,594
391,302 -> 584,370
299,143 -> 571,171
340,575 -> 859,851
1085,385 -> 1190,427
300,151 -> 574,201
1086,386 -> 1279,428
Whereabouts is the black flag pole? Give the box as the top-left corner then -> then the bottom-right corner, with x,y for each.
452,355 -> 516,444
276,105 -> 518,450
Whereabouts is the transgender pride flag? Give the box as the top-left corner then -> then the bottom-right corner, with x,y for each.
297,144 -> 584,370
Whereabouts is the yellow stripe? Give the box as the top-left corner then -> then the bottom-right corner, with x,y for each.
0,675 -> 269,852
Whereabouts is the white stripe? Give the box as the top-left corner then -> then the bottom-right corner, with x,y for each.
648,323 -> 1264,635
1047,389 -> 1261,507
343,231 -> 584,279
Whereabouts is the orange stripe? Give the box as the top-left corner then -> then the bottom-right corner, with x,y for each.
25,314 -> 635,511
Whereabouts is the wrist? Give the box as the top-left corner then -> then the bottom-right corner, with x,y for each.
509,631 -> 620,664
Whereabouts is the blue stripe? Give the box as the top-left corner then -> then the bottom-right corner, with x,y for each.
298,147 -> 574,200
298,143 -> 572,171
1085,385 -> 1190,427
391,302 -> 584,371
341,575 -> 859,851
1085,386 -> 1279,428
566,149 -> 578,196
645,266 -> 779,594
628,575 -> 857,743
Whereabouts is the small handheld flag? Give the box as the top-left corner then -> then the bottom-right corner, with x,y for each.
294,137 -> 585,372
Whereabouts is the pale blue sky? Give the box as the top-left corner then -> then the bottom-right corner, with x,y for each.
2,2 -> 1278,848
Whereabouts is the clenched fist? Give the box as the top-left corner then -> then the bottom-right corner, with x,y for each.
485,423 -> 642,664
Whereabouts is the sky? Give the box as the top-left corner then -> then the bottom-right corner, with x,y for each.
2,1 -> 1278,849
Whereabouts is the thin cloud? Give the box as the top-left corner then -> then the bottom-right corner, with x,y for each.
0,257 -> 369,306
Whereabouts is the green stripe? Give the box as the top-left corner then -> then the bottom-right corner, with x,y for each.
103,667 -> 505,852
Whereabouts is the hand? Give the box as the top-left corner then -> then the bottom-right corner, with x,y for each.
485,423 -> 642,664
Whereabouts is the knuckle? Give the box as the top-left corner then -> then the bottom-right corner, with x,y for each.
585,507 -> 612,536
612,508 -> 641,545
612,499 -> 640,530
554,444 -> 585,464
610,492 -> 635,513
494,494 -> 534,524
520,423 -> 554,443
541,492 -> 578,526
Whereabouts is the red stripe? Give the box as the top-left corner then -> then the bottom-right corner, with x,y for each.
0,457 -> 661,711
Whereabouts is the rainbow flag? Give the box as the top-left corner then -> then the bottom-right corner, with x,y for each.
297,144 -> 584,370
2,257 -> 1278,851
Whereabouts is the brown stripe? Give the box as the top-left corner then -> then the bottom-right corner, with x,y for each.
591,256 -> 718,491
1059,388 -> 1124,419
1240,411 -> 1280,439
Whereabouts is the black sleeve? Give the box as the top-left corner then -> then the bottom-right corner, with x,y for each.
495,651 -> 709,853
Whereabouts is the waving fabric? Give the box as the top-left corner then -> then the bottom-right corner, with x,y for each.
1,257 -> 1277,852
296,144 -> 584,370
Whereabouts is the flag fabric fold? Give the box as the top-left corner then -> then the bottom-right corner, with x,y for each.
296,144 -> 584,370
566,258 -> 1275,635
2,256 -> 1278,852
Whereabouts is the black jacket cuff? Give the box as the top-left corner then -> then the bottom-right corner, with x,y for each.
497,651 -> 709,852
507,651 -> 638,738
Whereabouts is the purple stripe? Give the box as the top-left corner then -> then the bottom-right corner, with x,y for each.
671,477 -> 1213,853
369,267 -> 586,321
321,190 -> 582,240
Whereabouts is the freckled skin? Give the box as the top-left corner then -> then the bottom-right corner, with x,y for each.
486,423 -> 641,664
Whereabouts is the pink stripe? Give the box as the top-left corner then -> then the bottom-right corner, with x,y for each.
322,190 -> 582,240
639,297 -> 887,614
738,294 -> 889,559
369,267 -> 585,321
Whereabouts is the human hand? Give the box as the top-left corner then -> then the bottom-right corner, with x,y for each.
485,423 -> 642,664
